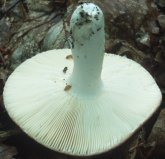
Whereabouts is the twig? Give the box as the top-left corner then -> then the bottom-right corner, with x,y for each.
23,13 -> 63,35
0,52 -> 6,66
2,0 -> 6,9
63,17 -> 71,48
0,0 -> 26,20
129,143 -> 144,152
10,12 -> 64,41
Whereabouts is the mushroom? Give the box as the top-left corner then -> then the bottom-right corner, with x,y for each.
3,3 -> 162,157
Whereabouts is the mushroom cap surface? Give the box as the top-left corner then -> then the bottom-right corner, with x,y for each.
3,49 -> 162,156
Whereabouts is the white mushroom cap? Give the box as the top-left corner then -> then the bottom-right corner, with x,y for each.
3,3 -> 162,156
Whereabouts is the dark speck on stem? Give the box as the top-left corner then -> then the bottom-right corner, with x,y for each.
85,13 -> 89,16
63,67 -> 68,73
76,21 -> 83,26
78,2 -> 87,5
97,27 -> 101,31
94,15 -> 99,20
80,11 -> 84,17
72,42 -> 74,48
85,19 -> 91,23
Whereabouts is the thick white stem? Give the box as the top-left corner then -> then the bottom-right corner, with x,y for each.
69,3 -> 105,96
